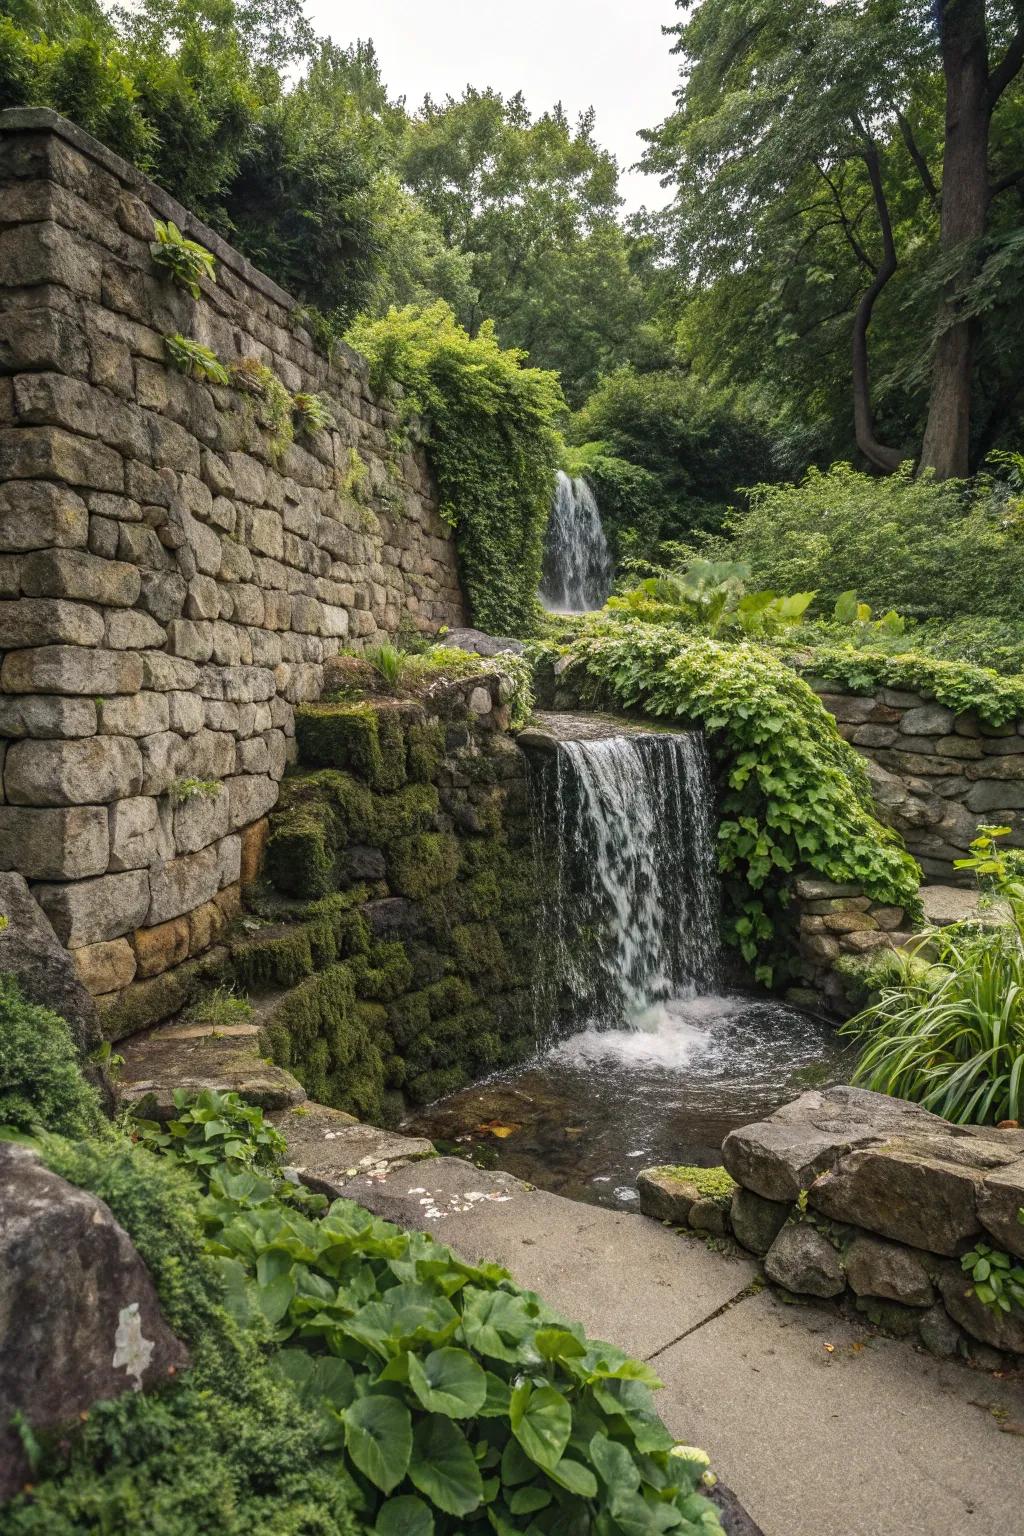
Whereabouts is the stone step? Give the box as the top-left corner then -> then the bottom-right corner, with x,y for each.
269,1102 -> 436,1195
117,1016 -> 306,1119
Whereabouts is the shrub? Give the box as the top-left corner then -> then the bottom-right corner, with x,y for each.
533,624 -> 920,981
728,463 -> 1024,620
349,302 -> 564,636
843,829 -> 1024,1125
0,975 -> 104,1139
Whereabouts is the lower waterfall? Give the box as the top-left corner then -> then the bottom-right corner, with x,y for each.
539,471 -> 614,613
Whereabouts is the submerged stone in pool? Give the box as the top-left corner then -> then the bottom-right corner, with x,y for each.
405,992 -> 853,1209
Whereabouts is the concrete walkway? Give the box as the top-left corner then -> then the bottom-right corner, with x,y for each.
336,1153 -> 1024,1536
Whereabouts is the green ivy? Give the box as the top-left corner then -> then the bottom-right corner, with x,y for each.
789,644 -> 1024,728
533,625 -> 921,981
349,303 -> 564,636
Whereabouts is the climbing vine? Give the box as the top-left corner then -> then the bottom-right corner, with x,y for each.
787,644 -> 1024,727
349,303 -> 564,636
533,625 -> 921,981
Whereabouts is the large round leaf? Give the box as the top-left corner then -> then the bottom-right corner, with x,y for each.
510,1383 -> 572,1471
374,1494 -> 434,1536
407,1347 -> 488,1418
344,1394 -> 412,1494
408,1412 -> 485,1516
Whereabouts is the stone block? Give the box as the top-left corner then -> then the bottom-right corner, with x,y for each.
965,780 -> 1024,812
0,480 -> 87,551
141,651 -> 197,692
967,755 -> 1024,781
0,804 -> 108,880
104,608 -> 167,650
937,1264 -> 1024,1355
216,832 -> 241,887
98,691 -> 170,738
0,304 -> 89,377
901,704 -> 956,735
0,219 -> 101,296
238,816 -> 269,884
0,872 -> 99,1050
635,1167 -> 701,1224
72,937 -> 137,996
729,1187 -> 790,1255
173,787 -> 229,854
138,731 -> 187,796
188,728 -> 235,779
12,372 -> 98,436
1,644 -> 142,696
138,570 -> 186,624
0,694 -> 96,739
0,596 -> 103,647
0,1142 -> 189,1502
147,845 -> 220,925
977,1161 -> 1024,1259
132,915 -> 191,978
226,773 -> 279,830
109,795 -> 169,871
167,691 -> 204,734
0,427 -> 123,491
166,617 -> 214,662
4,735 -> 142,806
187,896 -> 227,954
34,868 -> 150,947
844,1234 -> 934,1307
764,1223 -> 845,1298
20,547 -> 140,607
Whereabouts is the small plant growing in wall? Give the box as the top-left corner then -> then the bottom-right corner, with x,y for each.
338,445 -> 369,502
292,392 -> 332,435
168,776 -> 222,804
229,357 -> 295,462
150,218 -> 217,298
164,334 -> 229,384
961,1220 -> 1024,1315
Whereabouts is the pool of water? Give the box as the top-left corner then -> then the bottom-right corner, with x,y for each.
404,992 -> 853,1208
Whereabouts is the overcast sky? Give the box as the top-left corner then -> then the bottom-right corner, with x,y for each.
305,1 -> 683,212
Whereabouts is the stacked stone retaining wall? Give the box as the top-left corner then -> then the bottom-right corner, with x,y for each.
0,109 -> 465,1007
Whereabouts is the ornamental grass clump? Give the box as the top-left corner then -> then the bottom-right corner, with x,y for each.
843,828 -> 1024,1125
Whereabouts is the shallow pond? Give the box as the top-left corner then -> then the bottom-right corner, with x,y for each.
404,990 -> 854,1209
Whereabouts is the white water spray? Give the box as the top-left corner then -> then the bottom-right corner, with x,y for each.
540,471 -> 614,613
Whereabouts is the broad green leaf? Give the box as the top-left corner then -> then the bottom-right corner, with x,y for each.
257,1272 -> 295,1325
509,1485 -> 552,1514
408,1413 -> 484,1516
589,1432 -> 641,1493
374,1494 -> 434,1536
344,1394 -> 412,1493
510,1382 -> 572,1471
479,1371 -> 513,1417
534,1327 -> 586,1361
407,1347 -> 487,1418
547,1456 -> 598,1497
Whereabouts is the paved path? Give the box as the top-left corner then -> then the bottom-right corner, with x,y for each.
339,1155 -> 1024,1536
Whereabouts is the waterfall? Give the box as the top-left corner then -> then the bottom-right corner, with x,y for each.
539,471 -> 614,613
530,731 -> 720,1037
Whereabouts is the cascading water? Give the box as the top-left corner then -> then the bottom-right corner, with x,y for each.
539,471 -> 614,613
531,731 -> 720,1035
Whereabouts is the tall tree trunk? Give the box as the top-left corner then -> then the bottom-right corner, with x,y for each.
919,0 -> 991,479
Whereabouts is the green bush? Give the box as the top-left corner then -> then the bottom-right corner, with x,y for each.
349,302 -> 564,635
790,644 -> 1024,728
534,624 -> 920,981
728,463 -> 1024,620
0,974 -> 104,1139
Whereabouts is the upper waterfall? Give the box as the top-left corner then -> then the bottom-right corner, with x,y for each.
539,471 -> 614,613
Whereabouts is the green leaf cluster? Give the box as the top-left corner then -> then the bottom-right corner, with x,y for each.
0,974 -> 104,1141
961,1236 -> 1024,1315
532,623 -> 920,981
791,644 -> 1024,728
163,333 -> 229,384
348,302 -> 564,636
150,217 -> 217,299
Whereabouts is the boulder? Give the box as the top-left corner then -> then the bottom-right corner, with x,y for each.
976,1161 -> 1024,1259
843,1234 -> 934,1307
442,627 -> 525,658
636,1167 -> 701,1224
0,1142 -> 188,1501
730,1187 -> 790,1255
0,872 -> 100,1051
721,1086 -> 945,1203
917,1303 -> 962,1359
937,1263 -> 1024,1355
764,1223 -> 845,1298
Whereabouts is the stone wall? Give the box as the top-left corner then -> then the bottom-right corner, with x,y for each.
0,109 -> 465,1003
807,679 -> 1024,883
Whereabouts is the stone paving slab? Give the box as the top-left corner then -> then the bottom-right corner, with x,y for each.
269,1102 -> 435,1195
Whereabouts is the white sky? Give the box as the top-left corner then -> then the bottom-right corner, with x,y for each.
306,0 -> 683,212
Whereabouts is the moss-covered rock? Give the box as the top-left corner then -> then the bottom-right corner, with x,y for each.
264,801 -> 336,899
261,964 -> 387,1120
372,782 -> 440,846
295,702 -> 407,791
387,832 -> 461,899
406,718 -> 446,783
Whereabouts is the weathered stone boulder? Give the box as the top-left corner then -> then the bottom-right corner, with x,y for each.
721,1086 -> 945,1203
730,1187 -> 790,1255
443,626 -> 525,658
636,1166 -> 702,1224
937,1262 -> 1024,1355
0,1142 -> 188,1501
764,1223 -> 845,1298
809,1133 -> 1017,1256
976,1161 -> 1024,1259
0,872 -> 100,1051
844,1234 -> 934,1307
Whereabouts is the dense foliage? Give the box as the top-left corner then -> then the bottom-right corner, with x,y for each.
0,974 -> 104,1139
350,304 -> 563,634
843,829 -> 1024,1124
533,624 -> 920,981
789,643 -> 1024,728
4,1085 -> 726,1535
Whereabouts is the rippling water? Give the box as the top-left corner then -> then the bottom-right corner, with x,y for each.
406,991 -> 852,1208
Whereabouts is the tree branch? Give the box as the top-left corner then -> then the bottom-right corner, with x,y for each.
991,166 -> 1024,199
851,145 -> 905,473
813,162 -> 875,273
896,111 -> 939,208
988,21 -> 1024,109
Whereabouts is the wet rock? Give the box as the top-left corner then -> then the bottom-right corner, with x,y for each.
764,1222 -> 845,1298
937,1263 -> 1024,1354
730,1187 -> 791,1255
844,1234 -> 934,1307
0,1142 -> 188,1501
0,872 -> 100,1052
636,1167 -> 702,1224
917,1303 -> 962,1359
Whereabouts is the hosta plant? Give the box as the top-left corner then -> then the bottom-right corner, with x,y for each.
961,1231 -> 1024,1315
150,218 -> 217,298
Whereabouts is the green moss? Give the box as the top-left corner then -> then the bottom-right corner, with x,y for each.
406,718 -> 446,782
372,782 -> 440,846
232,926 -> 315,991
387,831 -> 461,899
647,1165 -> 739,1205
386,989 -> 432,1047
0,974 -> 105,1138
261,963 -> 386,1120
98,951 -> 224,1042
264,801 -> 336,898
406,1065 -> 470,1106
294,703 -> 406,791
450,922 -> 510,986
348,941 -> 414,1001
